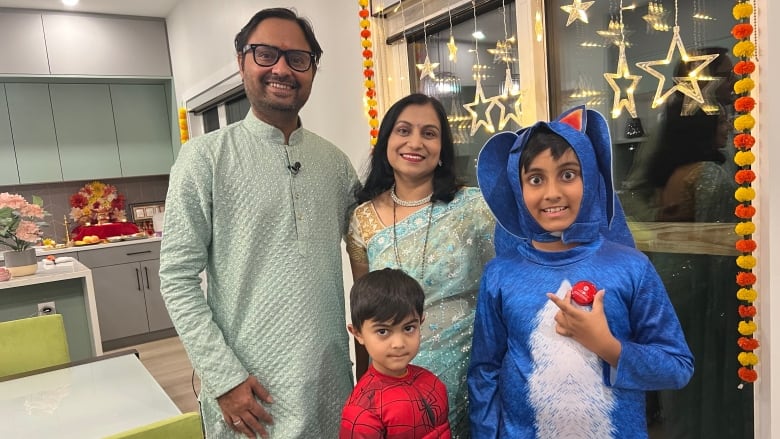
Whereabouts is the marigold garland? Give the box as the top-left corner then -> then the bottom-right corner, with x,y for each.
358,0 -> 379,148
732,0 -> 758,387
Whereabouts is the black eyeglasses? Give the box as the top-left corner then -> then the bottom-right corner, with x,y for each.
242,44 -> 316,72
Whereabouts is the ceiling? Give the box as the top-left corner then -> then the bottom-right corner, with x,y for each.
0,0 -> 180,18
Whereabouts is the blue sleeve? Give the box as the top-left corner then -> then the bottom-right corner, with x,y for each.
608,263 -> 694,390
468,263 -> 506,438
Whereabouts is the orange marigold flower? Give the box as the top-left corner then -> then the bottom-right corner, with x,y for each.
738,336 -> 760,350
731,23 -> 753,40
737,272 -> 756,286
362,49 -> 373,58
738,367 -> 758,383
738,305 -> 757,318
733,133 -> 755,148
361,29 -> 371,38
734,61 -> 756,75
359,9 -> 369,18
735,238 -> 757,252
735,170 -> 755,184
734,96 -> 756,113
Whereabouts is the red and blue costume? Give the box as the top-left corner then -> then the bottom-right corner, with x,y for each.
341,364 -> 451,439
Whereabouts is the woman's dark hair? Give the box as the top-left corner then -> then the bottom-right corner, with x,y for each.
349,268 -> 425,332
234,8 -> 323,68
355,93 -> 461,204
519,127 -> 574,176
646,95 -> 726,188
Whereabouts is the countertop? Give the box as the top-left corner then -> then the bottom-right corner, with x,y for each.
0,259 -> 92,290
0,237 -> 162,261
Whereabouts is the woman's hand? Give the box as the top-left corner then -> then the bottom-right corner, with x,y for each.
217,376 -> 274,438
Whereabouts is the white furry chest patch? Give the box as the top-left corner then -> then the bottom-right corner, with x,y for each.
526,280 -> 616,438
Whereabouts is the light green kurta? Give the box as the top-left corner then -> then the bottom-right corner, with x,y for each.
159,112 -> 359,438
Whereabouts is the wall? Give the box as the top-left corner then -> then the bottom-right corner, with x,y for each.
0,176 -> 169,243
165,0 -> 371,172
756,0 -> 778,437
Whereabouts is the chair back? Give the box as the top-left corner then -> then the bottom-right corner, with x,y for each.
0,314 -> 70,378
102,412 -> 203,439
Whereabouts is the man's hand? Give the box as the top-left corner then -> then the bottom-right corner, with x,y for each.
547,290 -> 622,367
217,375 -> 274,438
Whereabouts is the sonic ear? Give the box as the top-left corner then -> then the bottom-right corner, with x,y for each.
556,105 -> 587,133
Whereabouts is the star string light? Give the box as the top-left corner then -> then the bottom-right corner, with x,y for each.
463,0 -> 495,135
463,76 -> 497,135
417,55 -> 440,80
414,0 -> 439,80
446,0 -> 458,62
497,67 -> 523,129
603,0 -> 641,118
561,0 -> 595,26
635,0 -> 719,108
680,76 -> 723,116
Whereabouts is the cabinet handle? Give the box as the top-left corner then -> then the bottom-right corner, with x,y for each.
135,268 -> 141,291
144,266 -> 150,289
126,250 -> 153,256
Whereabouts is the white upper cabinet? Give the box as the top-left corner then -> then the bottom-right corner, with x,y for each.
43,13 -> 171,77
0,11 -> 49,74
0,11 -> 171,77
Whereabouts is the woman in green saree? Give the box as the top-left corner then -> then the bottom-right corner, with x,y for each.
346,93 -> 495,438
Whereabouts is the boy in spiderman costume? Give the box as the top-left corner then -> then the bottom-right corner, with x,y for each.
341,268 -> 452,439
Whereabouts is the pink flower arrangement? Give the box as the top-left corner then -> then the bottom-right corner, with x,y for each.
0,193 -> 49,251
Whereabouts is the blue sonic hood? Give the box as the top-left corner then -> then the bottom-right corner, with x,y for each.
477,106 -> 635,248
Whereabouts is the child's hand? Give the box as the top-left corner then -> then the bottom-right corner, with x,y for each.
547,290 -> 622,367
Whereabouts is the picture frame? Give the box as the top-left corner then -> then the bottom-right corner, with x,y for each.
130,201 -> 166,222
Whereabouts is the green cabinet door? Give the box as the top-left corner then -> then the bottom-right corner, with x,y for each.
110,84 -> 174,176
0,85 -> 20,185
50,84 -> 121,180
5,83 -> 62,183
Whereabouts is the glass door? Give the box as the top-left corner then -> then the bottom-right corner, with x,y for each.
543,1 -> 753,437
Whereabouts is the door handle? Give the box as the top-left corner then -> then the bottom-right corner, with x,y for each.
144,266 -> 150,289
126,250 -> 153,256
135,268 -> 141,291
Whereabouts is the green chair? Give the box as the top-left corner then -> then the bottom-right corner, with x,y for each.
102,412 -> 203,439
0,314 -> 70,378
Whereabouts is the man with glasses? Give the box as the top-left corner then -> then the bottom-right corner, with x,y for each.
160,7 -> 359,438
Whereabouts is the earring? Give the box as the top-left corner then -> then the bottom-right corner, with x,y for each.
438,160 -> 443,167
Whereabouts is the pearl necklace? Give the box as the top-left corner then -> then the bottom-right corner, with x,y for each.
393,200 -> 433,279
390,184 -> 433,207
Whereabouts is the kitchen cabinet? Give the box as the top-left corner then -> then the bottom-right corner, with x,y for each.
50,84 -> 122,180
0,11 -> 170,77
0,85 -> 19,186
0,11 -> 49,75
43,13 -> 171,77
77,241 -> 173,343
4,83 -> 63,184
111,84 -> 174,176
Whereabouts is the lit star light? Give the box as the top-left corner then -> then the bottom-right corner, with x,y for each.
560,0 -> 595,26
497,68 -> 523,129
604,42 -> 642,118
416,55 -> 440,80
635,26 -> 719,108
463,76 -> 496,135
447,35 -> 458,62
680,76 -> 723,116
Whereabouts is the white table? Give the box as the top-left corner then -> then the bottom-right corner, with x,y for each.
0,351 -> 182,438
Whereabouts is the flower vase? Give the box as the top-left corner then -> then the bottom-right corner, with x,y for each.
3,248 -> 38,277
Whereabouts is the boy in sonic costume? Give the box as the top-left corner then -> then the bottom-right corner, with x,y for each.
468,106 -> 693,438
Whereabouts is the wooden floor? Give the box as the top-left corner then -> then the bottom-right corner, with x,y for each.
110,336 -> 201,414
